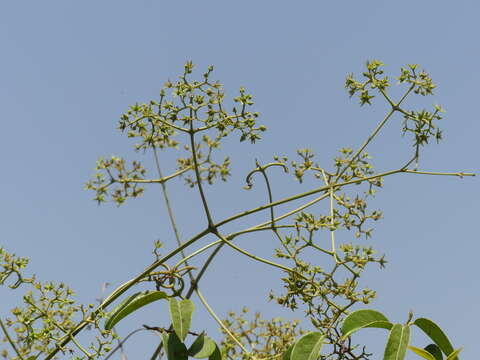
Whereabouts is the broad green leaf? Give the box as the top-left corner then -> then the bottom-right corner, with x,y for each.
163,331 -> 188,360
398,325 -> 411,359
413,318 -> 457,359
341,309 -> 393,339
445,348 -> 463,360
188,334 -> 216,358
188,332 -> 205,356
104,292 -> 139,330
104,291 -> 168,330
169,298 -> 195,341
208,344 -> 222,360
424,344 -> 443,360
282,345 -> 293,360
383,324 -> 410,360
408,345 -> 436,360
291,332 -> 325,360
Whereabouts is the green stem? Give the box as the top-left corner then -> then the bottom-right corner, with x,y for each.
116,166 -> 192,184
147,148 -> 198,360
68,334 -> 93,358
213,231 -> 297,277
227,225 -> 297,241
0,318 -> 26,360
184,243 -> 225,299
127,114 -> 190,133
174,224 -> 298,270
215,168 -> 403,229
149,341 -> 162,360
152,148 -> 194,283
194,114 -> 244,133
404,170 -> 475,177
335,108 -> 396,182
104,328 -> 146,360
321,169 -> 339,263
251,162 -> 292,256
329,186 -> 339,263
396,84 -> 415,107
189,120 -> 214,227
195,289 -> 251,356
252,193 -> 330,230
335,83 -> 418,185
215,166 -> 473,230
212,230 -> 342,312
378,88 -> 396,108
174,240 -> 222,269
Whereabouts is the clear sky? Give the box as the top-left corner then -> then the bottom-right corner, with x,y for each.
1,1 -> 478,359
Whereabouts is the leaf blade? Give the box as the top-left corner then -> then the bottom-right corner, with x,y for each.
408,345 -> 436,360
169,298 -> 195,341
341,309 -> 392,339
165,331 -> 188,360
291,332 -> 324,360
398,325 -> 410,360
208,344 -> 222,360
180,299 -> 195,340
383,324 -> 410,360
187,332 -> 205,357
445,348 -> 463,360
424,344 -> 443,360
104,291 -> 168,330
282,345 -> 293,360
189,335 -> 217,358
413,318 -> 457,359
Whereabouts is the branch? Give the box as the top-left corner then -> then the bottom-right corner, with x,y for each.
116,166 -> 192,184
189,118 -> 214,227
195,289 -> 250,355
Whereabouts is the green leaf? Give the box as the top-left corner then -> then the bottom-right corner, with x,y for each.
282,345 -> 293,360
169,298 -> 195,341
208,344 -> 222,360
163,331 -> 188,360
341,309 -> 393,339
187,332 -> 217,358
291,332 -> 325,360
104,291 -> 168,330
408,345 -> 436,360
398,325 -> 411,359
445,348 -> 463,360
424,344 -> 443,360
413,318 -> 457,359
188,332 -> 205,357
383,324 -> 410,360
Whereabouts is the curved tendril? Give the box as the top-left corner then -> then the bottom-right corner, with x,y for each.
244,161 -> 288,190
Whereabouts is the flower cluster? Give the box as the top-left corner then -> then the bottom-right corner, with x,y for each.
86,63 -> 266,205
1,249 -> 116,360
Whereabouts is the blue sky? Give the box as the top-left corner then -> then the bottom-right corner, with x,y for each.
1,1 -> 478,359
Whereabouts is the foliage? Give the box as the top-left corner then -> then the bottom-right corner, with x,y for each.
1,61 -> 474,360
